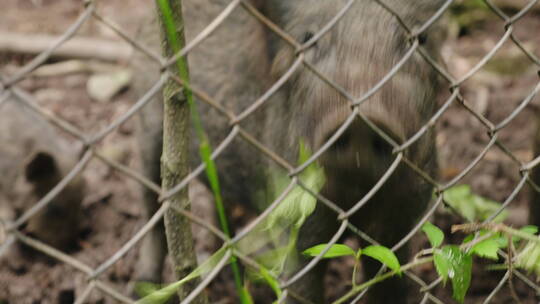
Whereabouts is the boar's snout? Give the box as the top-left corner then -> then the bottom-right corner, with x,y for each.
319,116 -> 404,207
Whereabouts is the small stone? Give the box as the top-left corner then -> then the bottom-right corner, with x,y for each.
87,69 -> 132,103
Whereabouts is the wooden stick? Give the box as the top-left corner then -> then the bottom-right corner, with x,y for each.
0,32 -> 132,62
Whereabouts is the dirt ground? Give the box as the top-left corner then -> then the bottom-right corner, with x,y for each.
0,1 -> 539,303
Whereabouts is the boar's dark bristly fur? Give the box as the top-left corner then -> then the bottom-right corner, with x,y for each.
261,1 -> 445,303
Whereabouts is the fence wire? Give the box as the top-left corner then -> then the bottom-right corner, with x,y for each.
1,0 -> 540,303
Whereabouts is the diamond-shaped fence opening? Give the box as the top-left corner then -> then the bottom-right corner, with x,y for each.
1,0 -> 540,303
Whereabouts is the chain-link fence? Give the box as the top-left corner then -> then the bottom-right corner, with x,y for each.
1,0 -> 540,303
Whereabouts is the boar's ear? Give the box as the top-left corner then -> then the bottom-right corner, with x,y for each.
25,151 -> 61,184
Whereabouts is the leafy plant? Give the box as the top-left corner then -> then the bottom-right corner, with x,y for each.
443,184 -> 508,222
422,221 -> 444,248
448,222 -> 540,303
136,140 -> 326,303
254,141 -> 326,275
136,247 -> 227,304
303,242 -> 402,293
433,245 -> 472,303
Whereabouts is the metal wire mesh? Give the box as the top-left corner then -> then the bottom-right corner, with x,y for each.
1,0 -> 540,303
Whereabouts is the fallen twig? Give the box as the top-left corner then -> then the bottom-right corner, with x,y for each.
0,32 -> 132,62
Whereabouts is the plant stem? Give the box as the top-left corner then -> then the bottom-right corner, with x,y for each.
333,257 -> 433,304
156,0 -> 248,302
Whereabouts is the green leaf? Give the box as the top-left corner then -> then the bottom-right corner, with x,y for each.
239,285 -> 254,304
433,249 -> 450,284
134,282 -> 162,298
251,246 -> 293,277
303,244 -> 356,259
266,142 -> 325,231
237,143 -> 326,278
362,245 -> 402,276
516,238 -> 540,277
237,140 -> 327,282
470,239 -> 501,260
493,234 -> 508,249
260,267 -> 282,298
462,231 -> 503,260
297,140 -> 311,164
521,225 -> 539,235
467,231 -> 505,249
513,225 -> 539,243
265,179 -> 319,230
462,234 -> 474,244
136,247 -> 228,304
433,246 -> 472,303
422,222 -> 444,248
443,185 -> 476,221
443,185 -> 508,222
136,281 -> 183,304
